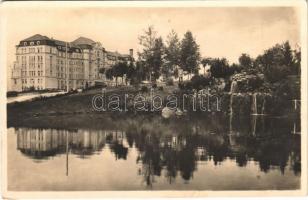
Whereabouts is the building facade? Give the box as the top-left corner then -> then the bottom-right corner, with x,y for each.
11,34 -> 134,91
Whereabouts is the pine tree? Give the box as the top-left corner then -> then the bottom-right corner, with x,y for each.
164,30 -> 181,79
138,26 -> 157,82
179,31 -> 201,78
152,37 -> 165,80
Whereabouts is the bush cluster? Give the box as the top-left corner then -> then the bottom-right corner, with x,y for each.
178,75 -> 211,91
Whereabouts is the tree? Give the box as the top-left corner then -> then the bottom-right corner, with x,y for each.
126,62 -> 136,85
229,63 -> 241,74
239,53 -> 253,69
106,62 -> 129,86
138,26 -> 157,82
114,62 -> 129,85
209,58 -> 232,78
201,57 -> 212,76
105,68 -> 113,80
98,67 -> 106,74
282,41 -> 293,67
291,47 -> 301,75
129,61 -> 147,85
257,41 -> 293,69
152,37 -> 165,81
264,64 -> 290,83
255,41 -> 296,82
179,31 -> 201,78
164,30 -> 181,79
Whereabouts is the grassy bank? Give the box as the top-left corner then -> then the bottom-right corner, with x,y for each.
7,85 -> 179,126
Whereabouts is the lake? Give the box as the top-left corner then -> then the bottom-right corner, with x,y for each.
7,113 -> 301,191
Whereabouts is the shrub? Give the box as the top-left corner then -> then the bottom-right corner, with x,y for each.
140,86 -> 149,93
264,65 -> 290,83
166,78 -> 174,86
178,81 -> 192,90
190,75 -> 211,90
247,76 -> 264,91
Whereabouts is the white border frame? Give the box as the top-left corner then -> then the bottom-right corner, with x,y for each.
0,0 -> 307,198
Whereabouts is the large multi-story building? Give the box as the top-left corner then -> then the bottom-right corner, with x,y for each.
11,34 -> 134,91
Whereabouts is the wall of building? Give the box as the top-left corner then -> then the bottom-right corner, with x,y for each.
10,36 -> 134,91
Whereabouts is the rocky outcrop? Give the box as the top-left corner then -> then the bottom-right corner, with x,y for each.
230,72 -> 267,93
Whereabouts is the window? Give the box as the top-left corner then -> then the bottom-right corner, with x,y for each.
30,42 -> 34,45
37,41 -> 40,45
24,42 -> 27,46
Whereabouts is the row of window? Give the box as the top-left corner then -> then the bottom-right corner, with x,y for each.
21,71 -> 44,77
56,59 -> 84,66
22,78 -> 43,84
23,41 -> 41,46
29,56 -> 43,63
19,47 -> 110,60
19,46 -> 59,54
28,47 -> 43,53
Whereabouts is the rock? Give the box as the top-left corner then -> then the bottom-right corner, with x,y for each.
230,73 -> 265,93
162,107 -> 175,118
175,108 -> 184,116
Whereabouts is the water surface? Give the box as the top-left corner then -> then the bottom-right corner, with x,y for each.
7,114 -> 301,191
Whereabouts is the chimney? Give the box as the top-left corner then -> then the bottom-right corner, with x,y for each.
129,49 -> 133,58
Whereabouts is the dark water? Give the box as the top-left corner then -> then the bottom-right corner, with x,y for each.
7,114 -> 301,191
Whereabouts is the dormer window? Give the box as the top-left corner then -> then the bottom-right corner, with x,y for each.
37,41 -> 40,45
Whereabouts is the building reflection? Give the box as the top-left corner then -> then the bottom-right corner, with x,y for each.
16,128 -> 127,160
17,128 -> 67,159
14,114 -> 301,186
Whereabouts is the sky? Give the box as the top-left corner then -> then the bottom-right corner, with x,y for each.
3,5 -> 300,71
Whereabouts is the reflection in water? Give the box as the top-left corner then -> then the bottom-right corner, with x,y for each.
10,114 -> 301,190
17,129 -> 127,160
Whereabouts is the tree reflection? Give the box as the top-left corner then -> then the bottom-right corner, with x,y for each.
14,113 -> 301,187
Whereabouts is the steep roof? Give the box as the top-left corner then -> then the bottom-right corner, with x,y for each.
72,37 -> 96,45
22,34 -> 50,41
51,39 -> 66,46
